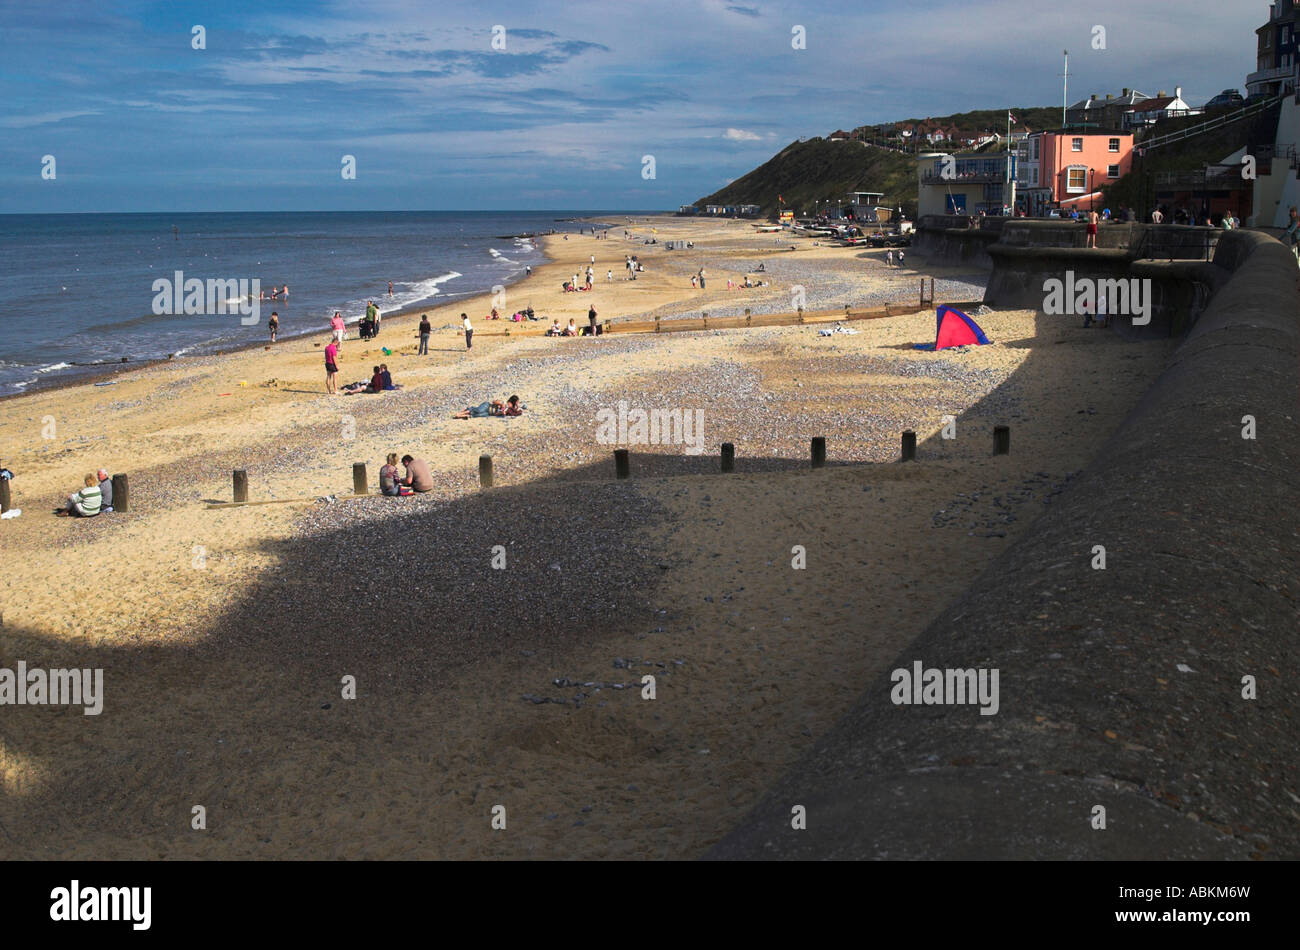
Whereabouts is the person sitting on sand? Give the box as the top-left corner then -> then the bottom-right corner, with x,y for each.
547,320 -> 562,336
341,366 -> 383,395
97,469 -> 113,512
380,363 -> 395,390
0,462 -> 13,482
379,453 -> 402,497
400,455 -> 434,492
62,473 -> 103,517
563,318 -> 578,336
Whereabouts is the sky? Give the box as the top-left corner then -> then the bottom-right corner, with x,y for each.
0,0 -> 1268,212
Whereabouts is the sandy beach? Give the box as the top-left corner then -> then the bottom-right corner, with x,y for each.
0,216 -> 1175,858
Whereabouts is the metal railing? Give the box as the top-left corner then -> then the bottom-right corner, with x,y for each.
1133,228 -> 1218,262
1139,95 -> 1283,152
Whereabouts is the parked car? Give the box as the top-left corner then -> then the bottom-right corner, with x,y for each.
1205,89 -> 1244,109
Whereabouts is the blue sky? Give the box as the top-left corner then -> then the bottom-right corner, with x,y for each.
0,0 -> 1266,212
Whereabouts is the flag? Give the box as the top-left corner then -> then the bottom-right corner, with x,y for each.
1009,112 -> 1017,124
779,194 -> 784,204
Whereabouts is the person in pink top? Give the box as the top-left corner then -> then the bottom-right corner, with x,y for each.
330,311 -> 346,346
324,339 -> 340,394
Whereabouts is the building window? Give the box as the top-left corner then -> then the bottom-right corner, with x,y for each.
1107,164 -> 1120,178
1031,139 -> 1039,159
1072,137 -> 1083,151
1108,138 -> 1120,152
1265,32 -> 1272,49
1031,168 -> 1038,186
1067,167 -> 1088,193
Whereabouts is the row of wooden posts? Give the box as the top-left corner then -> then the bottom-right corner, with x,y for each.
0,473 -> 131,514
221,425 -> 1010,503
491,279 -> 939,338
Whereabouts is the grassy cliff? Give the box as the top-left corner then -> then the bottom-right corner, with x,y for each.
694,138 -> 918,219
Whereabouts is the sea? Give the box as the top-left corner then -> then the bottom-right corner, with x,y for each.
0,210 -> 623,395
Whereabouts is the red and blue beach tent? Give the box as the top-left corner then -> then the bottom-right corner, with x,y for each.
933,305 -> 991,350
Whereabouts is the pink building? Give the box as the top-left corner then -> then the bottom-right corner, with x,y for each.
1037,130 -> 1135,210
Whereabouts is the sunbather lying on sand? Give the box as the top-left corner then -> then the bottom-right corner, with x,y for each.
453,395 -> 524,418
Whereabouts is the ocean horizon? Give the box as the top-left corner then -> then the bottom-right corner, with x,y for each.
0,209 -> 652,395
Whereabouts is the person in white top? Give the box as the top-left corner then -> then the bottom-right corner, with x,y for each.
462,312 -> 473,349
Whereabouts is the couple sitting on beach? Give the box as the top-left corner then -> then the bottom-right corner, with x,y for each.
454,395 -> 523,418
379,453 -> 433,496
57,469 -> 114,517
342,363 -> 399,395
546,319 -> 579,337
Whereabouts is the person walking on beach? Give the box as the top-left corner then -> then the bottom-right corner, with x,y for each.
607,269 -> 613,282
330,311 -> 346,346
462,312 -> 473,349
697,267 -> 706,290
268,311 -> 279,343
388,281 -> 394,298
885,249 -> 895,268
418,314 -> 431,355
588,305 -> 598,336
325,338 -> 340,394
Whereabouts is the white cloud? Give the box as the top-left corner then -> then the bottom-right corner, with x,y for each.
0,110 -> 100,129
723,128 -> 761,141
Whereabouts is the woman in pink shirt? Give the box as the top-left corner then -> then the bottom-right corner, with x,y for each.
330,312 -> 346,345
324,340 -> 339,394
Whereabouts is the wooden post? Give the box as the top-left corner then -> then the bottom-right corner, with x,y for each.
720,442 -> 735,473
745,309 -> 751,327
352,462 -> 368,495
901,430 -> 917,461
993,425 -> 1011,455
919,279 -> 924,310
844,305 -> 851,318
655,316 -> 661,333
811,437 -> 826,469
233,469 -> 248,503
614,449 -> 630,480
0,477 -> 10,513
797,306 -> 805,324
479,454 -> 494,489
111,473 -> 129,512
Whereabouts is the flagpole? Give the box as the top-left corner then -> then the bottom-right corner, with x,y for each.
1007,109 -> 1015,215
1062,50 -> 1069,128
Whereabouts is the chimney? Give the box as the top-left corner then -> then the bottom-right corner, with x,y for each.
1158,90 -> 1166,98
1122,87 -> 1130,96
1090,93 -> 1097,100
1175,86 -> 1182,100
1106,93 -> 1113,100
